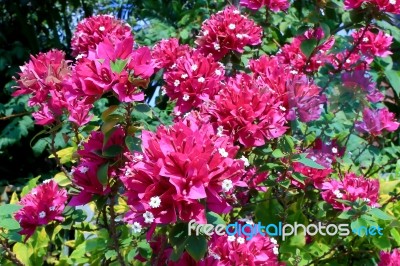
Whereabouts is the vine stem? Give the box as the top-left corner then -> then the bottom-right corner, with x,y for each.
0,237 -> 25,266
108,194 -> 126,266
50,130 -> 72,180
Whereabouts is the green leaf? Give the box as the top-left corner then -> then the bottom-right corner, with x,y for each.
185,235 -> 207,262
125,136 -> 142,152
134,103 -> 153,118
291,172 -> 306,185
101,105 -> 119,121
294,155 -> 325,169
0,218 -> 21,230
367,208 -> 395,221
372,235 -> 391,250
255,189 -> 284,225
97,163 -> 109,186
385,69 -> 400,95
21,176 -> 40,197
0,204 -> 23,216
337,210 -> 356,220
110,59 -> 128,74
272,149 -> 285,158
351,217 -> 369,236
206,211 -> 225,226
300,38 -> 317,58
105,250 -> 118,260
102,144 -> 123,157
180,29 -> 189,39
13,243 -> 32,266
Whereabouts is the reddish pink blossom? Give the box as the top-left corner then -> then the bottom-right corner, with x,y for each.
292,139 -> 343,189
278,28 -> 334,73
14,180 -> 67,239
121,116 -> 245,227
378,249 -> 400,266
13,50 -> 70,125
344,0 -> 366,9
240,0 -> 290,11
249,55 -> 327,122
352,28 -> 393,59
321,173 -> 380,210
208,234 -> 282,266
355,108 -> 399,136
71,15 -> 132,57
331,51 -> 369,72
163,51 -> 225,114
202,73 -> 287,147
152,38 -> 191,70
195,6 -> 262,60
374,0 -> 400,14
342,71 -> 384,103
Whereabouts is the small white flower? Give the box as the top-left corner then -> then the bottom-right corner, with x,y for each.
76,54 -> 85,60
132,222 -> 142,233
316,60 -> 322,64
273,246 -> 279,255
198,77 -> 205,83
389,0 -> 396,4
214,42 -> 220,51
363,198 -> 371,203
333,189 -> 343,199
191,64 -> 198,71
233,10 -> 240,14
332,147 -> 338,154
270,238 -> 278,245
203,30 -> 209,36
49,206 -> 56,211
217,126 -> 224,137
149,196 -> 161,208
222,179 -> 233,192
346,59 -> 351,64
183,94 -> 190,101
174,80 -> 180,87
218,148 -> 228,158
43,179 -> 52,184
236,33 -> 243,39
143,211 -> 154,224
39,211 -> 46,218
211,253 -> 221,260
171,63 -> 177,69
363,37 -> 369,43
290,70 -> 298,75
175,111 -> 182,116
99,26 -> 105,31
134,154 -> 144,161
79,166 -> 89,174
311,156 -> 317,162
181,73 -> 188,79
240,156 -> 250,167
326,158 -> 333,164
228,24 -> 236,30
227,235 -> 236,241
237,237 -> 245,244
161,87 -> 167,95
215,69 -> 222,76
279,105 -> 286,111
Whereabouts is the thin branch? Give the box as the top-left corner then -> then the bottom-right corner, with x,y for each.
0,237 -> 25,266
108,195 -> 126,266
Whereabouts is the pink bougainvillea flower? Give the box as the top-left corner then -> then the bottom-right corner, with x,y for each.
13,50 -> 70,125
292,139 -> 343,189
207,234 -> 282,265
195,6 -> 262,60
378,249 -> 400,266
352,28 -> 393,59
345,0 -> 400,14
355,108 -> 399,136
321,173 -> 379,210
240,0 -> 290,11
121,115 -> 245,227
202,73 -> 287,147
71,14 -> 132,57
152,38 -> 192,70
249,55 -> 327,122
344,0 -> 366,9
278,28 -> 335,73
14,180 -> 67,239
163,50 -> 225,114
341,71 -> 384,103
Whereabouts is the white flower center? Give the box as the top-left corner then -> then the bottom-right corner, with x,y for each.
236,34 -> 243,39
191,64 -> 198,71
215,69 -> 222,76
217,126 -> 224,137
218,148 -> 228,158
149,196 -> 161,208
79,166 -> 89,174
279,105 -> 286,111
237,237 -> 245,244
203,30 -> 209,36
362,37 -> 369,42
240,156 -> 250,167
39,211 -> 46,218
233,10 -> 240,14
99,26 -> 105,31
270,238 -> 278,245
198,77 -> 205,83
143,211 -> 154,224
49,206 -> 55,211
227,235 -> 236,241
389,0 -> 396,4
228,24 -> 236,30
273,246 -> 279,255
183,94 -> 190,101
332,147 -> 338,154
214,43 -> 220,51
174,80 -> 180,87
181,73 -> 188,79
132,222 -> 142,233
222,179 -> 233,192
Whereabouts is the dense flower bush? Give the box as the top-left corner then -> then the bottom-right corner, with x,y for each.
1,1 -> 400,266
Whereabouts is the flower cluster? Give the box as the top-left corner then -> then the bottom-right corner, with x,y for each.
163,50 -> 225,114
320,173 -> 380,210
71,14 -> 132,57
344,0 -> 400,14
121,115 -> 245,227
240,0 -> 290,11
196,6 -> 262,60
341,71 -> 384,103
352,28 -> 393,62
378,249 -> 400,266
69,127 -> 126,206
14,180 -> 67,239
355,107 -> 400,136
202,73 -> 287,147
13,50 -> 71,125
152,38 -> 191,70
